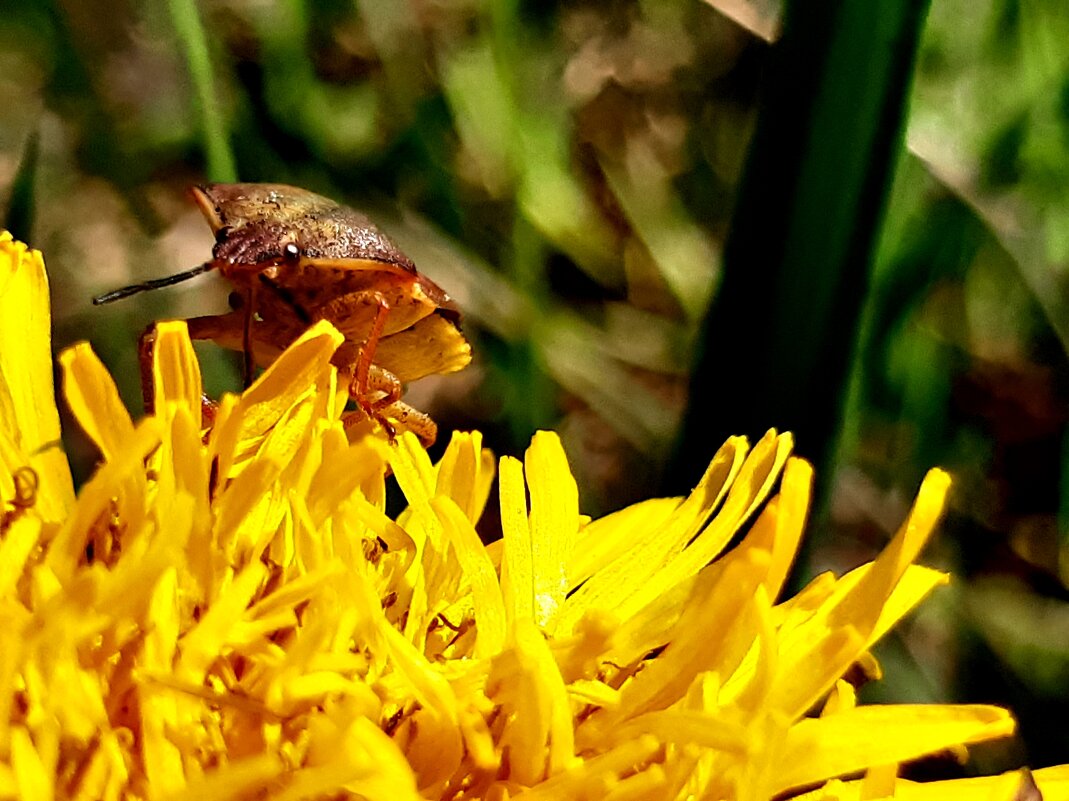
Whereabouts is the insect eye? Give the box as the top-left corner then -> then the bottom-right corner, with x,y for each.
283,242 -> 301,261
228,291 -> 244,310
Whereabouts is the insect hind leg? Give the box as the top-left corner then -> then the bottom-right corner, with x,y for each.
316,290 -> 394,421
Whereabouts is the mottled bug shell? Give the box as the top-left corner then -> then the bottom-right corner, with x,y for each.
192,183 -> 458,318
196,183 -> 415,269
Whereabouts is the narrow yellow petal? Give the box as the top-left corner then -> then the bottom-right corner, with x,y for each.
500,454 -> 534,627
232,319 -> 344,441
59,343 -> 135,463
151,320 -> 203,423
605,709 -> 748,753
177,561 -> 268,681
385,431 -> 438,509
489,621 -> 575,784
11,725 -> 52,801
436,430 -> 496,524
140,569 -> 185,798
526,431 -> 578,629
304,434 -> 388,527
42,419 -> 160,582
870,564 -> 949,646
797,766 -> 1062,801
648,430 -> 792,600
431,496 -> 507,657
554,435 -> 749,636
771,470 -> 952,718
566,496 -> 680,591
827,469 -> 952,633
158,755 -> 285,801
774,704 -> 1015,795
860,764 -> 898,800
0,514 -> 42,597
273,716 -> 421,801
0,233 -> 73,520
821,680 -> 858,717
763,457 -> 814,601
590,549 -> 770,735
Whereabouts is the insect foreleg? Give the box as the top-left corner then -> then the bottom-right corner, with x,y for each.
138,324 -> 158,414
354,292 -> 390,413
242,283 -> 257,388
313,290 -> 393,419
342,398 -> 437,447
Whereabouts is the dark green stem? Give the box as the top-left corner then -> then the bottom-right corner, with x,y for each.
667,0 -> 931,508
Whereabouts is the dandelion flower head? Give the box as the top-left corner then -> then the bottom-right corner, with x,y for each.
0,230 -> 1066,800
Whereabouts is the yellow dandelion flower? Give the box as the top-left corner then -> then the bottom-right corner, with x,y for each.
0,228 -> 1065,801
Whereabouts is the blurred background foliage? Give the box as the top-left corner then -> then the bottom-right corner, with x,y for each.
2,0 -> 1069,774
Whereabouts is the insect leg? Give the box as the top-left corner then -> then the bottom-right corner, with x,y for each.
352,364 -> 405,438
364,365 -> 402,410
352,291 -> 391,412
241,283 -> 257,388
343,398 -> 437,447
387,400 -> 437,447
319,291 -> 392,421
138,324 -> 158,414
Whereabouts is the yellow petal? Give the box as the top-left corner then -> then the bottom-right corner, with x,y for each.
151,320 -> 203,423
431,496 -> 506,657
648,430 -> 792,600
774,704 -> 1015,795
10,725 -> 52,801
763,457 -> 814,600
554,435 -> 749,635
771,469 -> 952,718
796,766 -> 1066,801
177,561 -> 268,681
500,454 -> 534,627
526,431 -> 578,629
231,319 -> 344,442
158,755 -> 284,801
0,233 -> 73,521
435,430 -> 496,525
59,343 -> 136,463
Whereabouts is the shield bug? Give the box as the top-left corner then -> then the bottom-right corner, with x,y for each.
94,183 -> 472,446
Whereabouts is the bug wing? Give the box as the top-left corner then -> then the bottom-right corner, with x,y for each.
374,315 -> 472,383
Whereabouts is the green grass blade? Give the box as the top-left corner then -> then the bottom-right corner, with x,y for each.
4,131 -> 39,244
667,0 -> 931,497
165,0 -> 237,182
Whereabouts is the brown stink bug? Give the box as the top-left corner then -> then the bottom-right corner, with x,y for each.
94,183 -> 472,446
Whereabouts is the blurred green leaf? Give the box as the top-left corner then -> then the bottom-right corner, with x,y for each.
670,0 -> 932,497
4,131 -> 39,244
166,0 -> 236,181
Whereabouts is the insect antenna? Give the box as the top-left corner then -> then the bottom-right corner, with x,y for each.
92,262 -> 217,305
